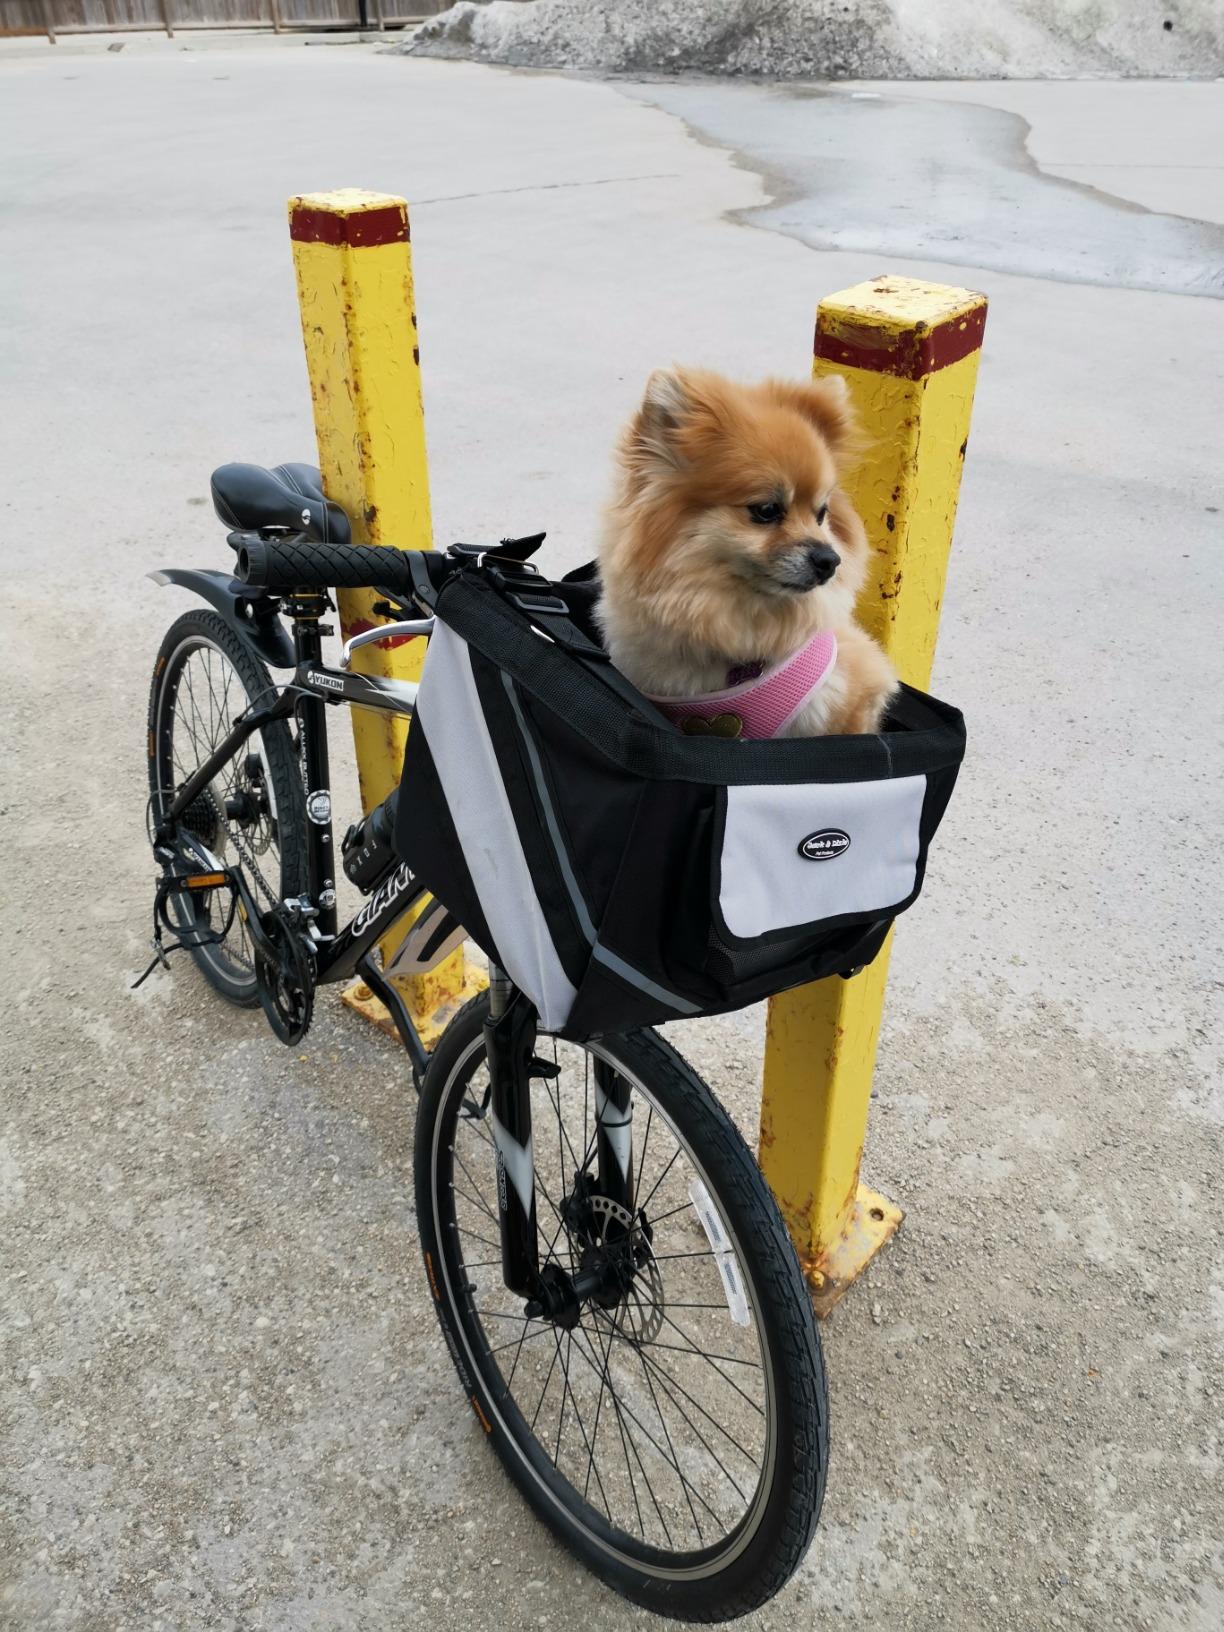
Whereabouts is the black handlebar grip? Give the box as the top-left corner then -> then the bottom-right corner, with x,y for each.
236,536 -> 417,594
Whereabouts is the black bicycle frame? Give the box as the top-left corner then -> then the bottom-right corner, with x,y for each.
153,581 -> 625,1304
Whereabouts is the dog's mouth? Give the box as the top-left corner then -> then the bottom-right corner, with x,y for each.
765,543 -> 841,594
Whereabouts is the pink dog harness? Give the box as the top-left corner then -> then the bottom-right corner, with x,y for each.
645,629 -> 838,740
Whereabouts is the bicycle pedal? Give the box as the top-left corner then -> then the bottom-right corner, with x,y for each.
529,1056 -> 561,1080
178,869 -> 229,893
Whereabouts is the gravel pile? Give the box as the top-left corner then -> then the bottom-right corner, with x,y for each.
408,0 -> 1224,78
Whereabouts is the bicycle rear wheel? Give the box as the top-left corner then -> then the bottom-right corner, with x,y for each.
147,609 -> 306,1005
415,994 -> 828,1621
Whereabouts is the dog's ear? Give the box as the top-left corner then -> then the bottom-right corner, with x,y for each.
643,367 -> 692,428
766,375 -> 859,456
626,366 -> 698,471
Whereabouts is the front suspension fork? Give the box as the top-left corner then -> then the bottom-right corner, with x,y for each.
485,970 -> 541,1298
485,969 -> 636,1301
594,1057 -> 635,1216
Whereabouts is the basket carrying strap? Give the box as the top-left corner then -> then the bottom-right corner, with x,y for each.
472,564 -> 681,730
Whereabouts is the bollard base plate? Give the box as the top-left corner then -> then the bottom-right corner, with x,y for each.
800,1183 -> 904,1318
342,956 -> 488,1052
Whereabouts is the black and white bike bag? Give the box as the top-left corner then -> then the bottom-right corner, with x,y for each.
395,562 -> 965,1042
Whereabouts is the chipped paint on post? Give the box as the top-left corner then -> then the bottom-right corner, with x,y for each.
288,189 -> 485,1044
761,274 -> 987,1315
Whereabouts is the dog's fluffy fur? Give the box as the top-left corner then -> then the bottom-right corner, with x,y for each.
597,367 -> 897,736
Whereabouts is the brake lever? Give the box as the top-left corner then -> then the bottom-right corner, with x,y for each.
340,618 -> 435,670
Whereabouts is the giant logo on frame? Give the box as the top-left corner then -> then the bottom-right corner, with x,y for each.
353,861 -> 414,934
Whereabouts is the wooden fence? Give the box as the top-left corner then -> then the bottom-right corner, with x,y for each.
0,0 -> 443,38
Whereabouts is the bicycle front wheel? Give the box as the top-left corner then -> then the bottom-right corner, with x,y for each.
415,994 -> 828,1621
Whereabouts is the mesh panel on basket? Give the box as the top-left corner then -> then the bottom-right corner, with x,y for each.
705,928 -> 811,985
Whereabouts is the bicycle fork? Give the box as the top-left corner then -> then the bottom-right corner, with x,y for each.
484,968 -> 540,1299
484,967 -> 635,1303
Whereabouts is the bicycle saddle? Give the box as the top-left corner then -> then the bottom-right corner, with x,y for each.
210,462 -> 352,547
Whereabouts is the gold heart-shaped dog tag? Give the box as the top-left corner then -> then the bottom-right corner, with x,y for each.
681,712 -> 744,739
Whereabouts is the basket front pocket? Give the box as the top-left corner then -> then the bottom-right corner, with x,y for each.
714,773 -> 928,945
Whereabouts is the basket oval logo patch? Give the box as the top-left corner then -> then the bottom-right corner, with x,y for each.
799,828 -> 850,862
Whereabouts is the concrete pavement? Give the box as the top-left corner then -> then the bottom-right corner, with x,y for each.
1,41 -> 1221,1632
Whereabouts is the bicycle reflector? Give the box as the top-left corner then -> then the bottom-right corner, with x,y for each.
182,871 -> 228,890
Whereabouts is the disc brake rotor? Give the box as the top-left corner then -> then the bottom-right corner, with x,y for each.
589,1194 -> 664,1343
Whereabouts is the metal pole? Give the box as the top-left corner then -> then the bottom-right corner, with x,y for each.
287,189 -> 486,1048
760,275 -> 988,1314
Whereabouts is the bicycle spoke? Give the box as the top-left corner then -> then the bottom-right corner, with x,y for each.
632,1317 -> 705,1543
593,1315 -> 766,1420
608,1317 -> 760,1469
637,1146 -> 681,1216
656,1307 -> 763,1369
451,1180 -> 498,1226
488,1325 -> 555,1360
595,1312 -> 751,1502
585,1299 -> 651,1539
631,1103 -> 653,1216
553,1330 -> 569,1467
530,1334 -> 563,1433
649,1198 -> 693,1226
566,1321 -> 724,1536
451,1146 -> 499,1226
553,1328 -> 613,1524
505,1308 -> 535,1390
543,1072 -> 585,1186
576,1320 -> 673,1545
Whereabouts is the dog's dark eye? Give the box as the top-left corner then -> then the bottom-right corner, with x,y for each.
814,503 -> 829,525
747,500 -> 786,526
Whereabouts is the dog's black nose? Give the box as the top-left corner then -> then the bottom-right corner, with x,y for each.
804,542 -> 840,585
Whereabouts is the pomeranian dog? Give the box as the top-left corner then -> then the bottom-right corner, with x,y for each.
597,367 -> 897,739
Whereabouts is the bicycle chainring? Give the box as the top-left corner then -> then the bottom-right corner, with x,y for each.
255,905 -> 316,1046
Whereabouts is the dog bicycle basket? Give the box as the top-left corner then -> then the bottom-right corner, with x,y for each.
395,560 -> 965,1041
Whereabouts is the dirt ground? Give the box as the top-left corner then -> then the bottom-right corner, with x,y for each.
1,35 -> 1222,1632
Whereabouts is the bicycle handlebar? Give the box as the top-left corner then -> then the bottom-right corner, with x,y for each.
235,535 -> 421,596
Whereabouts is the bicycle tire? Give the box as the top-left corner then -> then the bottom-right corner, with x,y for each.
147,609 -> 307,1006
415,993 -> 828,1621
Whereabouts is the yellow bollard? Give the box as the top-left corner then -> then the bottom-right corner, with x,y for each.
288,189 -> 486,1046
760,275 -> 987,1315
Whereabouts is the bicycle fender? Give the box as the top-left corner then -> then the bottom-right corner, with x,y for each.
148,568 -> 296,669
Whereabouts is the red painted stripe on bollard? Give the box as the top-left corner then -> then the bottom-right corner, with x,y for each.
289,202 -> 409,249
815,305 -> 985,380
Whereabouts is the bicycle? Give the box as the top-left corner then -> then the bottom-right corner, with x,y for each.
144,460 -> 829,1621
